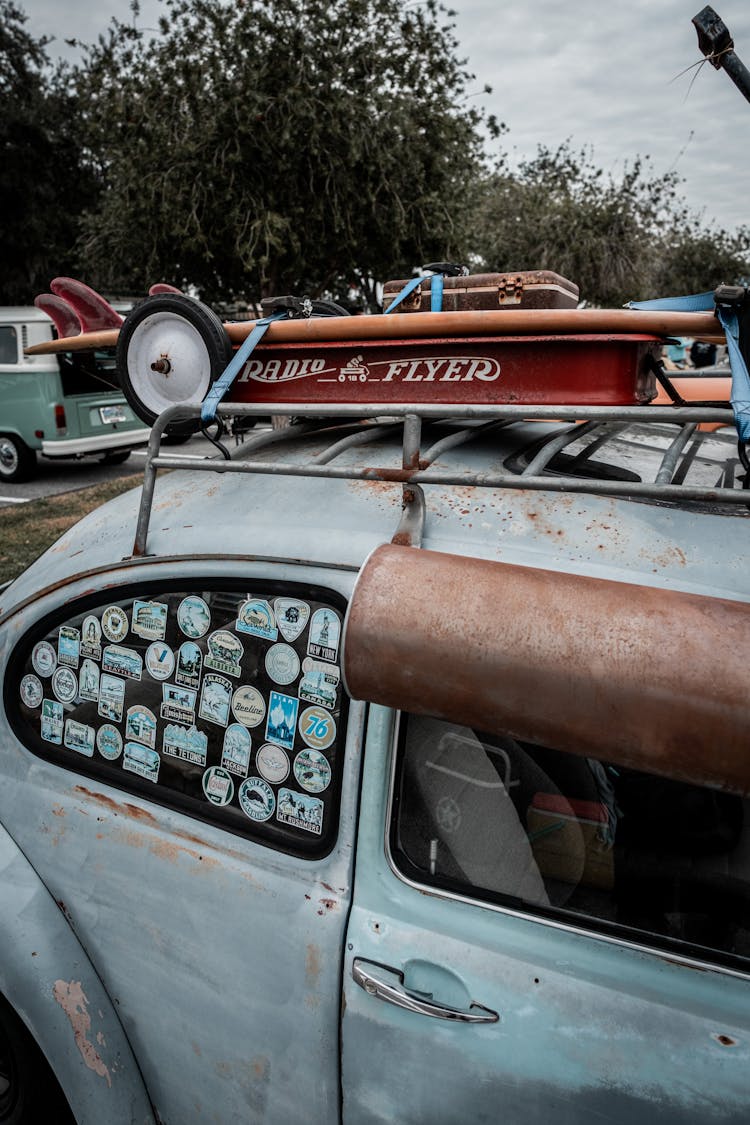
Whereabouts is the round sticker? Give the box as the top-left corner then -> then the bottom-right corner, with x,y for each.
231,685 -> 266,728
101,605 -> 129,643
51,666 -> 78,704
298,705 -> 336,751
97,724 -> 123,760
31,641 -> 56,677
177,595 -> 211,638
20,674 -> 43,709
145,641 -> 175,681
238,777 -> 275,822
293,748 -> 331,794
264,643 -> 300,686
202,765 -> 235,807
256,743 -> 290,785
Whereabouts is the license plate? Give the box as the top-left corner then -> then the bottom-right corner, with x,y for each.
100,405 -> 127,424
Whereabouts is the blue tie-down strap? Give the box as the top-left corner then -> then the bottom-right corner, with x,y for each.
629,291 -> 750,444
201,312 -> 287,425
384,275 -> 428,315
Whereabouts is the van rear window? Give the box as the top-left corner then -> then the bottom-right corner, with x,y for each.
57,349 -> 120,395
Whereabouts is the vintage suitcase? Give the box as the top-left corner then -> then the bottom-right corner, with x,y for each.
383,270 -> 579,313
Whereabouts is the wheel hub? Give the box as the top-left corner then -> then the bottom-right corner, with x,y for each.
0,440 -> 18,475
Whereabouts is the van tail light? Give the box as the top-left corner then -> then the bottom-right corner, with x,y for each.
54,404 -> 67,434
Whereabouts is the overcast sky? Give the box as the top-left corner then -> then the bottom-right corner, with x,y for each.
20,0 -> 750,232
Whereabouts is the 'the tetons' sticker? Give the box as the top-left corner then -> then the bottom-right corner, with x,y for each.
273,599 -> 310,642
162,723 -> 207,765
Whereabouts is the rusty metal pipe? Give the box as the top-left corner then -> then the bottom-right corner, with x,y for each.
343,545 -> 750,795
25,308 -> 724,356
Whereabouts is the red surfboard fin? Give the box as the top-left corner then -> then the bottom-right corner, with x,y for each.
149,283 -> 183,295
49,277 -> 124,332
34,293 -> 82,338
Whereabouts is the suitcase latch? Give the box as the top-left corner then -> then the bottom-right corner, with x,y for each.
498,275 -> 525,306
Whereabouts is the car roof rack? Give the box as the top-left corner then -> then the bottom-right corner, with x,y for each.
132,400 -> 745,557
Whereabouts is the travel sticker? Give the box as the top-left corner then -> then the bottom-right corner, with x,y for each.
132,599 -> 168,641
31,641 -> 56,677
146,641 -> 175,681
102,644 -> 143,681
299,705 -> 336,751
265,691 -> 299,752
97,724 -> 123,760
98,674 -> 126,722
175,641 -> 202,690
199,673 -> 232,727
294,748 -> 332,794
125,705 -> 157,750
231,685 -> 266,728
277,788 -> 324,835
64,719 -> 95,758
202,765 -> 235,807
274,598 -> 310,643
41,699 -> 64,744
177,595 -> 210,638
80,615 -> 102,659
160,684 -> 196,725
298,659 -> 339,710
256,742 -> 290,785
265,643 -> 300,686
101,605 -> 129,643
52,666 -> 78,704
238,776 -> 275,822
221,724 -> 252,777
123,742 -> 160,783
57,626 -> 80,668
20,674 -> 43,709
236,598 -> 278,641
205,630 -> 244,678
78,659 -> 100,702
162,723 -> 208,766
306,609 -> 340,663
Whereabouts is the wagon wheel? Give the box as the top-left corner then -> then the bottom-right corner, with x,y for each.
116,295 -> 232,435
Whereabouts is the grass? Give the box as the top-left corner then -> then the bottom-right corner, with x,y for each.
0,477 -> 140,585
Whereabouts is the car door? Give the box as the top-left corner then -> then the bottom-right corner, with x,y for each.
341,707 -> 750,1124
1,562 -> 359,1123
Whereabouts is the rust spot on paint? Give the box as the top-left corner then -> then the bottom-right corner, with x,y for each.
53,980 -> 111,1088
317,898 -> 337,915
52,805 -> 65,818
715,1034 -> 737,1047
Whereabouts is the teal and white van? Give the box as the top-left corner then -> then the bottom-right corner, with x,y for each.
0,306 -> 148,483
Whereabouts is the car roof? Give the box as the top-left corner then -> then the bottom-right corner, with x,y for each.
0,306 -> 52,324
2,418 -> 748,621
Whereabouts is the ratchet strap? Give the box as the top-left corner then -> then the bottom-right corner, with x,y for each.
201,311 -> 287,425
384,262 -> 468,315
629,287 -> 750,444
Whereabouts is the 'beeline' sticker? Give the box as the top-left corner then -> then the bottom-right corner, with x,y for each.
231,685 -> 266,728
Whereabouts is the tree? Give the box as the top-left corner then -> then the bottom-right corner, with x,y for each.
470,143 -> 750,306
74,0 -> 499,308
0,2 -> 99,304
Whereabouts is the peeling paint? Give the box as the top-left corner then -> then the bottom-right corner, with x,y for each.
53,980 -> 112,1088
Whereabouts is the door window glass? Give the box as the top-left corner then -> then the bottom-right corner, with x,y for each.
391,716 -> 750,972
0,326 -> 18,364
6,582 -> 347,858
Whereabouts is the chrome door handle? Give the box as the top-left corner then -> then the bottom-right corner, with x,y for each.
352,959 -> 499,1024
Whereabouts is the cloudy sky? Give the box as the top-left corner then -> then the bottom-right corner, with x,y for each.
21,0 -> 750,232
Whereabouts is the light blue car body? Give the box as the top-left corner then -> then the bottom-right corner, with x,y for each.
0,424 -> 748,1123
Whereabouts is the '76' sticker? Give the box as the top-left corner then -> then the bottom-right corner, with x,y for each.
298,706 -> 336,751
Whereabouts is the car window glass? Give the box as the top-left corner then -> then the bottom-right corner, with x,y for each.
6,583 -> 347,858
391,715 -> 750,972
0,326 -> 18,364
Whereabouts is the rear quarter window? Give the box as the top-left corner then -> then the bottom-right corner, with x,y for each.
5,580 -> 348,858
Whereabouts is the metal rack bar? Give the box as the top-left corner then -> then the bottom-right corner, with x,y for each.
131,401 -> 744,557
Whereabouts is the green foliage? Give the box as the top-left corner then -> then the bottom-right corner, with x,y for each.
471,143 -> 750,306
0,1 -> 99,304
74,0 -> 498,306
